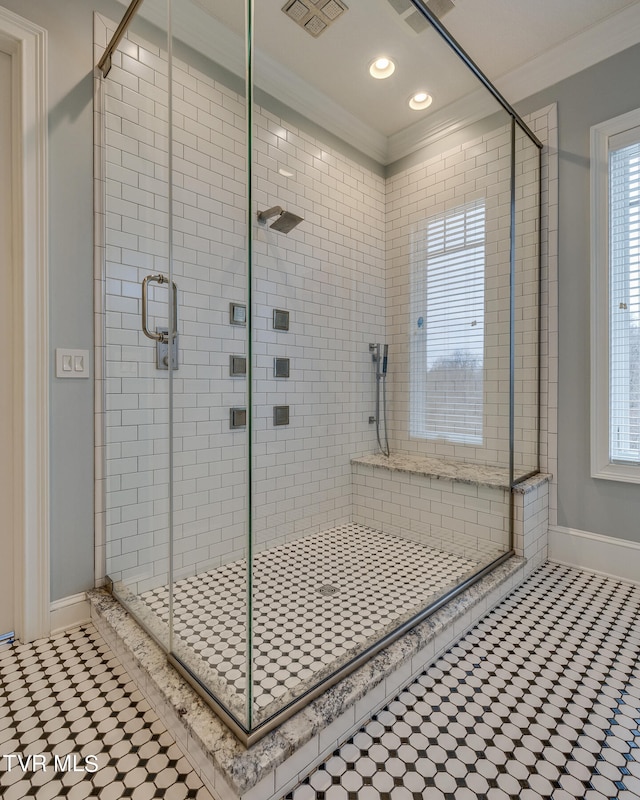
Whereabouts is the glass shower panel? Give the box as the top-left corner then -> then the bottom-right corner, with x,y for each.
250,0 -> 516,726
99,0 -> 543,741
167,0 -> 251,730
103,0 -> 172,648
513,125 -> 541,480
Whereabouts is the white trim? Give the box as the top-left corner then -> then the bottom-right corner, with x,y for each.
0,7 -> 49,643
112,0 -> 391,163
394,4 -> 640,163
549,525 -> 640,586
387,88 -> 498,177
590,107 -> 640,485
254,50 -> 388,165
50,593 -> 91,636
113,0 -> 640,165
496,3 -> 640,112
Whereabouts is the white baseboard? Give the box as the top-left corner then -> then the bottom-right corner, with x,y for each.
50,592 -> 91,635
549,526 -> 640,586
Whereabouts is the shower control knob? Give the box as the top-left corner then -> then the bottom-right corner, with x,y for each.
163,355 -> 169,366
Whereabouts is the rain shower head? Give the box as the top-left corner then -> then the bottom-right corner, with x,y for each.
257,206 -> 304,234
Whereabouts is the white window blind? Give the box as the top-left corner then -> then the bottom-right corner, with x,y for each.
610,139 -> 640,463
411,200 -> 485,444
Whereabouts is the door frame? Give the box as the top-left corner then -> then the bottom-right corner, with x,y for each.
0,7 -> 49,643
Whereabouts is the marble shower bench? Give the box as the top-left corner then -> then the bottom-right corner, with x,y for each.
351,452 -> 551,565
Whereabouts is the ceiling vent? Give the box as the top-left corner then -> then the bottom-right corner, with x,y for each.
282,0 -> 348,38
387,0 -> 454,34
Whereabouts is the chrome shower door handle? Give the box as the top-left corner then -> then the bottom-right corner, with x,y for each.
141,274 -> 178,342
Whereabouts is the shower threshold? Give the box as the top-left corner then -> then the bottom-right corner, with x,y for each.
89,547 -> 525,799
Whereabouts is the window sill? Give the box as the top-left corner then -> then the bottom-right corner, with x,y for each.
592,461 -> 640,485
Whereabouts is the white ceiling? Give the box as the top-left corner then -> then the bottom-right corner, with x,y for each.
126,0 -> 640,162
443,0 -> 639,80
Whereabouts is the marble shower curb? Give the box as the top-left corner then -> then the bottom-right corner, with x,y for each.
88,554 -> 528,800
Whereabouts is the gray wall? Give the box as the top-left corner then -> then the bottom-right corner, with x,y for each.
2,0 -> 125,601
517,44 -> 640,544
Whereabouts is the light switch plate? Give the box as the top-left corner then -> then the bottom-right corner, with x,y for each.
56,349 -> 90,378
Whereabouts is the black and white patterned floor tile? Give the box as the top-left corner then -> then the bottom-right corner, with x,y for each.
288,562 -> 640,800
0,625 -> 213,800
2,563 -> 638,800
140,524 -> 484,714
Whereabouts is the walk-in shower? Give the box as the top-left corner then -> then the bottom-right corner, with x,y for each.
95,0 -> 542,744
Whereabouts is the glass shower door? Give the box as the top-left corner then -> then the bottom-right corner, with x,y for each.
102,0 -> 253,733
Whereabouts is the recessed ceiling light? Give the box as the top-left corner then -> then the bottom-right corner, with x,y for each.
409,91 -> 433,110
369,57 -> 395,79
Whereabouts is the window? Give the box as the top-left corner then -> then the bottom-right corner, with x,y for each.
591,110 -> 640,482
410,200 -> 485,444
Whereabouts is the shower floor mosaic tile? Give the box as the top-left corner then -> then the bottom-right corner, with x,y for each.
288,562 -> 640,800
138,524 -> 486,721
0,625 -> 214,800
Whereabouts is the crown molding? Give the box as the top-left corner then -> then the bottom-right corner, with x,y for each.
114,0 -> 640,166
494,2 -> 640,107
254,51 -> 389,164
386,86 -> 494,164
387,2 -> 640,164
123,0 -> 389,163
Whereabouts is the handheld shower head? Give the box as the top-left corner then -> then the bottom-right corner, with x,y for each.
257,206 -> 304,234
369,342 -> 390,457
370,343 -> 389,380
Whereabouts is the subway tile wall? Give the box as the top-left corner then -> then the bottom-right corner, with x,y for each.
101,28 -> 174,596
102,29 -> 254,596
514,128 -> 542,476
507,476 -> 550,574
98,17 -> 385,594
532,104 -> 559,525
95,13 -> 556,596
352,464 -> 509,562
250,109 -> 386,552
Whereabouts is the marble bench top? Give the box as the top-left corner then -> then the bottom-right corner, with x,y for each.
351,451 -> 551,493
